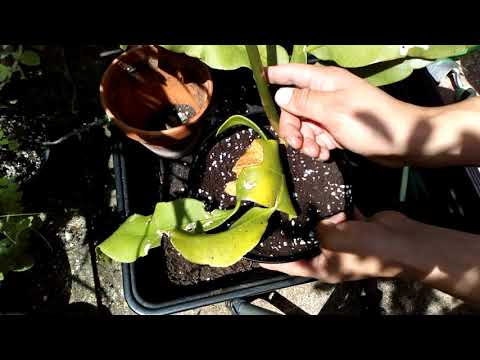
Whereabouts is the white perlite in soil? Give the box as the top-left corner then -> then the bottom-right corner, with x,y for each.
0,113 -> 48,183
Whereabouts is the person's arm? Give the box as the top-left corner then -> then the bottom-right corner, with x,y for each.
411,97 -> 480,166
261,211 -> 480,305
266,64 -> 480,168
262,63 -> 480,305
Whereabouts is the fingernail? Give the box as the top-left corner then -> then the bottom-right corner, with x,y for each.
275,87 -> 294,106
318,149 -> 330,162
287,134 -> 301,148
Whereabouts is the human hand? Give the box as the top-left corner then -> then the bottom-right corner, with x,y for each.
267,64 -> 435,167
260,208 -> 480,305
260,210 -> 412,283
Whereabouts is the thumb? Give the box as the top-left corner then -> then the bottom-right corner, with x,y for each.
274,87 -> 329,122
316,213 -> 364,253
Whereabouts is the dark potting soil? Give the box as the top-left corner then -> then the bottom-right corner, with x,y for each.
163,239 -> 259,286
143,104 -> 196,131
191,124 -> 351,258
0,111 -> 49,184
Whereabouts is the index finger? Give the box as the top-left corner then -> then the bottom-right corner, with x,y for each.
266,63 -> 354,92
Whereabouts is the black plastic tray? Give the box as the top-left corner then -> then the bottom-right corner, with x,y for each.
112,67 -> 480,315
112,133 -> 314,315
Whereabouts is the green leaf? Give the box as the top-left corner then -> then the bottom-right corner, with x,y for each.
159,45 -> 289,70
170,206 -> 276,267
97,199 -> 236,263
0,177 -> 35,280
216,115 -> 297,218
350,58 -> 432,87
0,231 -> 32,279
307,45 -> 475,68
11,253 -> 34,272
216,114 -> 268,140
0,64 -> 12,82
18,50 -> 40,66
119,45 -> 128,51
0,177 -> 23,214
235,142 -> 296,217
291,45 -> 308,64
8,140 -> 20,152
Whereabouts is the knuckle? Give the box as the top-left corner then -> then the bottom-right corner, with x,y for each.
292,88 -> 314,112
325,65 -> 345,75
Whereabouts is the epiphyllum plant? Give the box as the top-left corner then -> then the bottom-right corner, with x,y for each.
98,116 -> 296,267
99,45 -> 478,267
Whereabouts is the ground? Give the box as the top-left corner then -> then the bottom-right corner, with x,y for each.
1,47 -> 479,315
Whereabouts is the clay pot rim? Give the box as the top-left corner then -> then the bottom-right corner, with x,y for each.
99,45 -> 213,138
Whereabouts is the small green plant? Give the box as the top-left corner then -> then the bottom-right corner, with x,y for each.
0,44 -> 41,92
0,177 -> 42,281
0,129 -> 20,152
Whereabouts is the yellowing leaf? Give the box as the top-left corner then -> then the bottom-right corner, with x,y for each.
97,198 -> 237,263
170,206 -> 276,267
225,181 -> 237,196
217,115 -> 297,218
232,139 -> 263,176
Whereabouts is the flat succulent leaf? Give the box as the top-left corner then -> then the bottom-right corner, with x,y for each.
18,50 -> 40,66
307,45 -> 475,68
350,58 -> 432,87
235,140 -> 296,217
217,116 -> 297,217
97,214 -> 155,263
217,114 -> 268,140
159,45 -> 289,71
170,206 -> 276,267
97,199 -> 237,262
150,198 -> 238,232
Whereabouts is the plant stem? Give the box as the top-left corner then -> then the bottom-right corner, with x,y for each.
266,45 -> 277,66
2,230 -> 16,245
399,166 -> 409,202
0,213 -> 43,218
31,228 -> 53,252
245,45 -> 280,134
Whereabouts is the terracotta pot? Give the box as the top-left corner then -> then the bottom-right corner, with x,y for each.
100,45 -> 213,158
